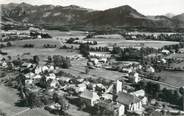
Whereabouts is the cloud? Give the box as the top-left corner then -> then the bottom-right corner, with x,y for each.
0,0 -> 184,15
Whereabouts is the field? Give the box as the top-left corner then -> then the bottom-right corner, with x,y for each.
166,53 -> 184,59
0,30 -> 182,116
61,59 -> 125,81
156,71 -> 184,88
2,47 -> 78,57
89,38 -> 179,49
12,39 -> 62,48
46,30 -> 87,40
0,84 -> 29,116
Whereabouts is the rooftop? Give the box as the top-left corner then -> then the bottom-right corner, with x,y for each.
117,92 -> 141,105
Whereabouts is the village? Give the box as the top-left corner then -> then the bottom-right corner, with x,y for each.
1,27 -> 184,116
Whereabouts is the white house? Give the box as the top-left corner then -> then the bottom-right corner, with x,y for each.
80,90 -> 100,107
76,83 -> 87,92
129,72 -> 141,83
35,66 -> 42,74
117,92 -> 143,115
46,73 -> 56,81
161,49 -> 170,55
1,61 -> 8,68
121,67 -> 133,73
130,89 -> 148,105
90,58 -> 99,65
25,79 -> 34,86
42,65 -> 49,72
89,52 -> 111,58
50,79 -> 59,88
146,66 -> 155,73
32,74 -> 42,80
101,93 -> 113,100
161,58 -> 167,64
48,65 -> 55,72
24,72 -> 35,79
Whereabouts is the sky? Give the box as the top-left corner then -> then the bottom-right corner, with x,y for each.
0,0 -> 184,15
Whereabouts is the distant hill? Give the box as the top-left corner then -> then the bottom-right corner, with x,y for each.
172,13 -> 184,28
1,2 -> 184,30
165,13 -> 175,18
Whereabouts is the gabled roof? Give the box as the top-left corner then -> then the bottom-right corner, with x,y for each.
117,92 -> 141,105
80,90 -> 93,99
80,90 -> 98,100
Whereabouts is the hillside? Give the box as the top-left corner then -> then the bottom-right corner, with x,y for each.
1,2 -> 184,30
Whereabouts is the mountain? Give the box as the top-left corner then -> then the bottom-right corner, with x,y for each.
83,5 -> 176,29
1,2 -> 93,25
1,2 -> 184,30
165,13 -> 175,18
172,13 -> 184,28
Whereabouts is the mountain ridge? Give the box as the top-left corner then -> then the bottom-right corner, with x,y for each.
1,2 -> 184,30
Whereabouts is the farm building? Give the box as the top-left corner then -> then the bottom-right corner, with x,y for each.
117,92 -> 143,115
80,90 -> 100,107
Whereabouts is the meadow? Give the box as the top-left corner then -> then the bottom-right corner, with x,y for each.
90,38 -> 179,49
156,71 -> 184,88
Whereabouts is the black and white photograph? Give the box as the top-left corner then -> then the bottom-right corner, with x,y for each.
0,0 -> 184,116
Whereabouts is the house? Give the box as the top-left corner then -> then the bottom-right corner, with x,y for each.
121,67 -> 133,73
42,65 -> 49,72
57,76 -> 71,83
101,93 -> 113,100
129,72 -> 141,83
89,52 -> 111,58
1,61 -> 8,68
22,62 -> 34,68
130,89 -> 148,105
25,79 -> 34,86
161,58 -> 167,64
117,92 -> 143,115
130,89 -> 145,97
24,72 -> 35,79
161,49 -> 170,55
179,48 -> 184,53
99,58 -> 108,63
48,65 -> 55,72
146,66 -> 155,73
32,74 -> 42,80
80,90 -> 100,107
90,58 -> 99,65
76,83 -> 87,92
45,73 -> 56,81
50,79 -> 59,88
35,66 -> 42,74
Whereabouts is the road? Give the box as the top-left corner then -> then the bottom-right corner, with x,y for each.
143,78 -> 179,89
11,108 -> 30,116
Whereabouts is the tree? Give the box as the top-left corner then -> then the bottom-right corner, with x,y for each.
62,57 -> 71,69
53,93 -> 69,111
53,55 -> 62,67
33,55 -> 39,64
7,42 -> 12,47
47,56 -> 52,63
27,92 -> 44,108
53,55 -> 71,68
85,66 -> 90,74
79,43 -> 89,57
0,109 -> 6,116
145,82 -> 160,99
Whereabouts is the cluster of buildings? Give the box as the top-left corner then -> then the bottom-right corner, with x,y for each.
1,27 -> 50,42
71,40 -> 97,45
87,52 -> 111,69
0,55 -> 148,116
78,79 -> 148,116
